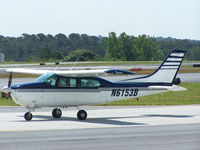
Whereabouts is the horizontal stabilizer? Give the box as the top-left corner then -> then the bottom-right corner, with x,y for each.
148,86 -> 172,90
148,85 -> 187,91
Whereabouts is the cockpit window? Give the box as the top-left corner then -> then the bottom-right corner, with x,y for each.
80,79 -> 101,88
36,73 -> 57,86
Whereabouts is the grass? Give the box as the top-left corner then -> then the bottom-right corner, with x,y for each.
0,83 -> 200,106
0,96 -> 18,106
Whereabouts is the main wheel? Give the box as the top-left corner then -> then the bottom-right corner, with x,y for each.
52,108 -> 62,118
24,112 -> 33,121
77,110 -> 87,120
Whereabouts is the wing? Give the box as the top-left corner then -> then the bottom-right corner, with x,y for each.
6,68 -> 135,77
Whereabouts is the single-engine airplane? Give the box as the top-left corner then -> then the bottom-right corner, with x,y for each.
1,49 -> 186,121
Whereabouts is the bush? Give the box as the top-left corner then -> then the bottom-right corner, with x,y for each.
65,49 -> 100,61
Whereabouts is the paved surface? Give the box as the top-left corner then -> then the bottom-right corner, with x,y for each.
0,105 -> 200,131
0,124 -> 199,150
0,105 -> 200,150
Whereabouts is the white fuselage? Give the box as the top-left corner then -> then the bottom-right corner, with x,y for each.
11,87 -> 167,108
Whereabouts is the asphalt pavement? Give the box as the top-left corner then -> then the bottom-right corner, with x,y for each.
0,105 -> 200,150
0,124 -> 199,150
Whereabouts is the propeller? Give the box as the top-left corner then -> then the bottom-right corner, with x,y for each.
6,72 -> 13,99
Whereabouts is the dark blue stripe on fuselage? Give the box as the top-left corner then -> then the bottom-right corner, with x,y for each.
168,56 -> 183,58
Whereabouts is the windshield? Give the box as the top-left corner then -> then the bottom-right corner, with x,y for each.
36,73 -> 57,86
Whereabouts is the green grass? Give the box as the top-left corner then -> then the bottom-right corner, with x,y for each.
0,83 -> 200,106
0,96 -> 19,106
103,83 -> 200,106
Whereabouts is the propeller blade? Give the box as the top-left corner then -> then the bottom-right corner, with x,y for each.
6,72 -> 13,99
8,72 -> 13,87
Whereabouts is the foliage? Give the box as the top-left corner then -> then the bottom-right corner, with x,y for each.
0,33 -> 200,62
38,47 -> 63,60
157,37 -> 200,60
65,49 -> 100,61
104,32 -> 164,61
0,33 -> 105,61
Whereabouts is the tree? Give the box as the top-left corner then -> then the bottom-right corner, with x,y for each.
104,32 -> 161,61
135,35 -> 160,61
0,33 -> 200,62
38,47 -> 52,60
52,51 -> 64,60
118,32 -> 136,61
65,49 -> 99,61
188,46 -> 200,60
104,32 -> 124,60
68,33 -> 81,49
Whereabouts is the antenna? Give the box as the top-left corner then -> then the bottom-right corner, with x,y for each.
70,58 -> 79,71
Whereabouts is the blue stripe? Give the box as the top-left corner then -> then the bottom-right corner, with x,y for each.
172,50 -> 187,53
165,61 -> 182,63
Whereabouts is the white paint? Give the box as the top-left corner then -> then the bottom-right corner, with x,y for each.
161,66 -> 179,69
6,68 -> 108,77
170,53 -> 184,57
127,69 -> 177,83
11,87 -> 167,108
167,58 -> 182,61
11,84 -> 186,108
163,62 -> 180,66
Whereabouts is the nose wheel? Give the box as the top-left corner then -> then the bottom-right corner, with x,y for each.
52,108 -> 62,118
24,112 -> 33,121
77,110 -> 87,120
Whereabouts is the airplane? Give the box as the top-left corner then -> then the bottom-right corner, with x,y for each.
1,49 -> 186,121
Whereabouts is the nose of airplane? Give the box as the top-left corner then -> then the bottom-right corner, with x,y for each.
0,86 -> 12,94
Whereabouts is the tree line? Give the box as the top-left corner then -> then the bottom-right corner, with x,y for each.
0,32 -> 200,62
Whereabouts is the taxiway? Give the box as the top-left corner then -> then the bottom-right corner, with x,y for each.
0,105 -> 200,150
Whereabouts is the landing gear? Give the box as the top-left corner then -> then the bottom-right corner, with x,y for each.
24,112 -> 33,121
52,108 -> 62,118
77,110 -> 87,120
23,107 -> 86,121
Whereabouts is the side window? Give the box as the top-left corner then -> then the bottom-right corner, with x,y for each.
80,79 -> 101,88
58,77 -> 76,87
46,75 -> 57,86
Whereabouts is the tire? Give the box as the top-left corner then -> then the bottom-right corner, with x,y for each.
24,112 -> 33,121
52,108 -> 62,118
173,78 -> 181,85
77,110 -> 87,120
